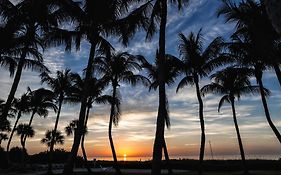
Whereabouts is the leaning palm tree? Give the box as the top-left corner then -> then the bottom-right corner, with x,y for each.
6,92 -> 32,164
45,1 -> 151,173
228,33 -> 281,143
218,0 -> 281,144
201,67 -> 269,175
23,88 -> 57,147
176,30 -> 224,175
142,50 -> 181,175
145,0 -> 189,173
16,123 -> 35,168
95,52 -> 149,175
41,130 -> 64,148
40,69 -> 74,174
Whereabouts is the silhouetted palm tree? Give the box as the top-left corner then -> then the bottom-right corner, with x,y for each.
23,88 -> 57,147
6,92 -> 32,163
145,0 -> 189,173
16,123 -> 35,168
40,69 -> 74,174
0,0 -> 69,123
45,1 -> 151,173
176,30 -> 224,175
142,50 -> 181,174
218,0 -> 281,144
70,73 -> 112,172
95,52 -> 149,175
201,67 -> 269,175
41,130 -> 64,148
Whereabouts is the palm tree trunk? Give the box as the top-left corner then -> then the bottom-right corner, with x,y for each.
230,97 -> 248,175
273,63 -> 281,87
257,76 -> 281,143
20,135 -> 26,169
48,96 -> 63,174
81,105 -> 92,173
1,51 -> 26,125
152,1 -> 167,175
23,109 -> 36,144
195,77 -> 205,175
63,40 -> 97,175
6,111 -> 21,164
109,85 -> 122,175
163,139 -> 173,175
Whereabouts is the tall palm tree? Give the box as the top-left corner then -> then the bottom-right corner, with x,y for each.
6,92 -> 32,164
41,130 -> 64,148
70,74 -> 112,171
16,123 -> 35,167
145,0 -> 189,173
218,0 -> 281,144
227,33 -> 281,143
0,0 -> 69,122
23,88 -> 57,147
176,30 -> 224,175
95,52 -> 149,175
40,69 -> 74,174
45,1 -> 151,173
201,67 -> 268,175
142,50 -> 181,174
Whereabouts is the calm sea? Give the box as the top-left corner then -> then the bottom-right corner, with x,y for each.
90,154 -> 281,161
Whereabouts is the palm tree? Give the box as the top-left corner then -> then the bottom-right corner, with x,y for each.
176,30 -> 224,175
70,73 -> 112,171
6,92 -> 32,164
45,1 -> 151,173
95,52 -> 149,175
201,67 -> 268,175
16,123 -> 35,167
64,119 -> 91,173
218,0 -> 281,144
142,50 -> 181,174
41,130 -> 64,148
40,69 -> 74,174
0,133 -> 8,146
23,88 -> 57,147
0,0 -> 69,122
145,0 -> 189,173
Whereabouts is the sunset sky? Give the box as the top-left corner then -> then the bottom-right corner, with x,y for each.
1,0 -> 280,160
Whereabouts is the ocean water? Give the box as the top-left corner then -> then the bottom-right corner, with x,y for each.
90,154 -> 281,161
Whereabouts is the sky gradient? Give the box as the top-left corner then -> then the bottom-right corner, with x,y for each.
0,0 -> 280,160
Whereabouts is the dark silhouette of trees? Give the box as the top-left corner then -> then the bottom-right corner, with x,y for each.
176,30 -> 224,175
95,52 -> 149,175
40,69 -> 74,174
145,0 -> 189,174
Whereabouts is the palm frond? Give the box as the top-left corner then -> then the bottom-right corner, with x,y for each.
218,94 -> 230,112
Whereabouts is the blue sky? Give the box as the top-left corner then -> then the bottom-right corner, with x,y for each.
1,0 -> 280,160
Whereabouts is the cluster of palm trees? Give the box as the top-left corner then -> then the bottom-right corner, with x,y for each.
0,0 -> 280,175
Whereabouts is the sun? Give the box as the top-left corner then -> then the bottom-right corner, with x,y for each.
123,153 -> 127,161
